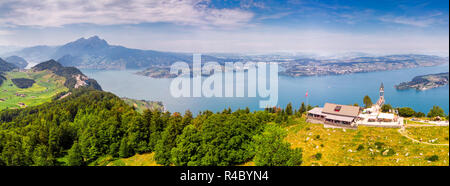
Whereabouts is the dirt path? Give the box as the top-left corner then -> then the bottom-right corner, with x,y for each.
406,124 -> 448,127
398,127 -> 449,146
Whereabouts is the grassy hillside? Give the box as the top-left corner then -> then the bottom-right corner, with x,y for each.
105,153 -> 160,166
122,98 -> 164,113
0,70 -> 68,110
403,126 -> 449,144
112,117 -> 449,166
32,60 -> 102,90
285,118 -> 448,166
1,84 -> 447,166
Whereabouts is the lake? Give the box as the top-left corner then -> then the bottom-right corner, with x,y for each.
82,64 -> 449,115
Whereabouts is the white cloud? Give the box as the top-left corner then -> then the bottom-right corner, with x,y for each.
0,0 -> 254,28
380,17 -> 433,27
379,13 -> 445,27
0,30 -> 12,35
240,0 -> 266,9
257,12 -> 292,20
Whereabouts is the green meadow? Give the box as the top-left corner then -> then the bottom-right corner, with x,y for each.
285,118 -> 448,166
0,70 -> 68,110
122,98 -> 164,113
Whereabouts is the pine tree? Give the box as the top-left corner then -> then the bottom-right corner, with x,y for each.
427,106 -> 445,118
119,138 -> 130,158
285,102 -> 293,115
182,110 -> 193,126
363,95 -> 373,108
299,102 -> 306,115
68,142 -> 83,166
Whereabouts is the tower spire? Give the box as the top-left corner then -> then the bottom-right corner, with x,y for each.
377,82 -> 385,107
379,82 -> 384,97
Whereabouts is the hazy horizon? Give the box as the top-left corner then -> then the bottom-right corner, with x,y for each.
0,0 -> 449,56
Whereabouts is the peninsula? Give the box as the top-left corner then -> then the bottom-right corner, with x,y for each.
395,72 -> 449,90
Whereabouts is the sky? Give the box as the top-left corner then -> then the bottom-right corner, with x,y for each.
0,0 -> 448,56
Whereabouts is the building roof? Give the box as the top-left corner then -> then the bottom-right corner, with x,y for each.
322,103 -> 360,117
308,107 -> 324,115
378,113 -> 394,120
325,114 -> 355,122
363,107 -> 375,112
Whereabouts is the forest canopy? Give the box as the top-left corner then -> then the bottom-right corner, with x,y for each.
11,78 -> 36,89
0,88 -> 302,166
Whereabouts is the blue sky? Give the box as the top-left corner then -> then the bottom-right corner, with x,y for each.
0,0 -> 448,55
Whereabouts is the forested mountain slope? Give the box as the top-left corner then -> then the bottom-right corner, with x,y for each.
0,88 -> 301,166
32,60 -> 102,90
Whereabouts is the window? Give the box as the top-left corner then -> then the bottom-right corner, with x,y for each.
334,106 -> 341,112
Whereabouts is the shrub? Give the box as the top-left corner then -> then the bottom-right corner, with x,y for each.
381,148 -> 395,156
314,153 -> 322,160
426,155 -> 439,162
381,104 -> 393,112
374,142 -> 385,150
398,107 -> 415,117
356,144 -> 364,151
414,112 -> 425,118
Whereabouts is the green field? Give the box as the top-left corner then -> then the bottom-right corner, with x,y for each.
404,126 -> 449,144
108,117 -> 449,166
0,70 -> 68,110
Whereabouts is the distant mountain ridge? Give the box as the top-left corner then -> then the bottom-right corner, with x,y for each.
0,57 -> 17,72
7,45 -> 58,63
4,56 -> 28,69
0,58 -> 17,86
6,36 -> 449,72
8,36 -> 225,70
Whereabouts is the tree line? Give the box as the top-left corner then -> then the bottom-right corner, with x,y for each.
0,88 -> 304,166
363,95 -> 447,119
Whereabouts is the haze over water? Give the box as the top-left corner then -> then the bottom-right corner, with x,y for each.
82,64 -> 449,115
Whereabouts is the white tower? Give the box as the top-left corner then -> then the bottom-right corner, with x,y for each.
377,82 -> 385,106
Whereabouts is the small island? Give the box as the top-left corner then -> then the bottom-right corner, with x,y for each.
135,67 -> 178,78
395,72 -> 449,90
136,66 -> 214,78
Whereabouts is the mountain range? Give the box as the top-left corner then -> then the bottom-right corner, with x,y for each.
3,36 -> 449,73
5,36 -> 225,70
4,56 -> 28,69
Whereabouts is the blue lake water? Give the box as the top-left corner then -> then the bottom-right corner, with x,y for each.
82,64 -> 449,115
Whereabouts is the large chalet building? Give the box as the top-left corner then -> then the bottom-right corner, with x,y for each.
307,103 -> 361,127
307,83 -> 388,128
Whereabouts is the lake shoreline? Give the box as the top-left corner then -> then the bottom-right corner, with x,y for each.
81,64 -> 449,115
